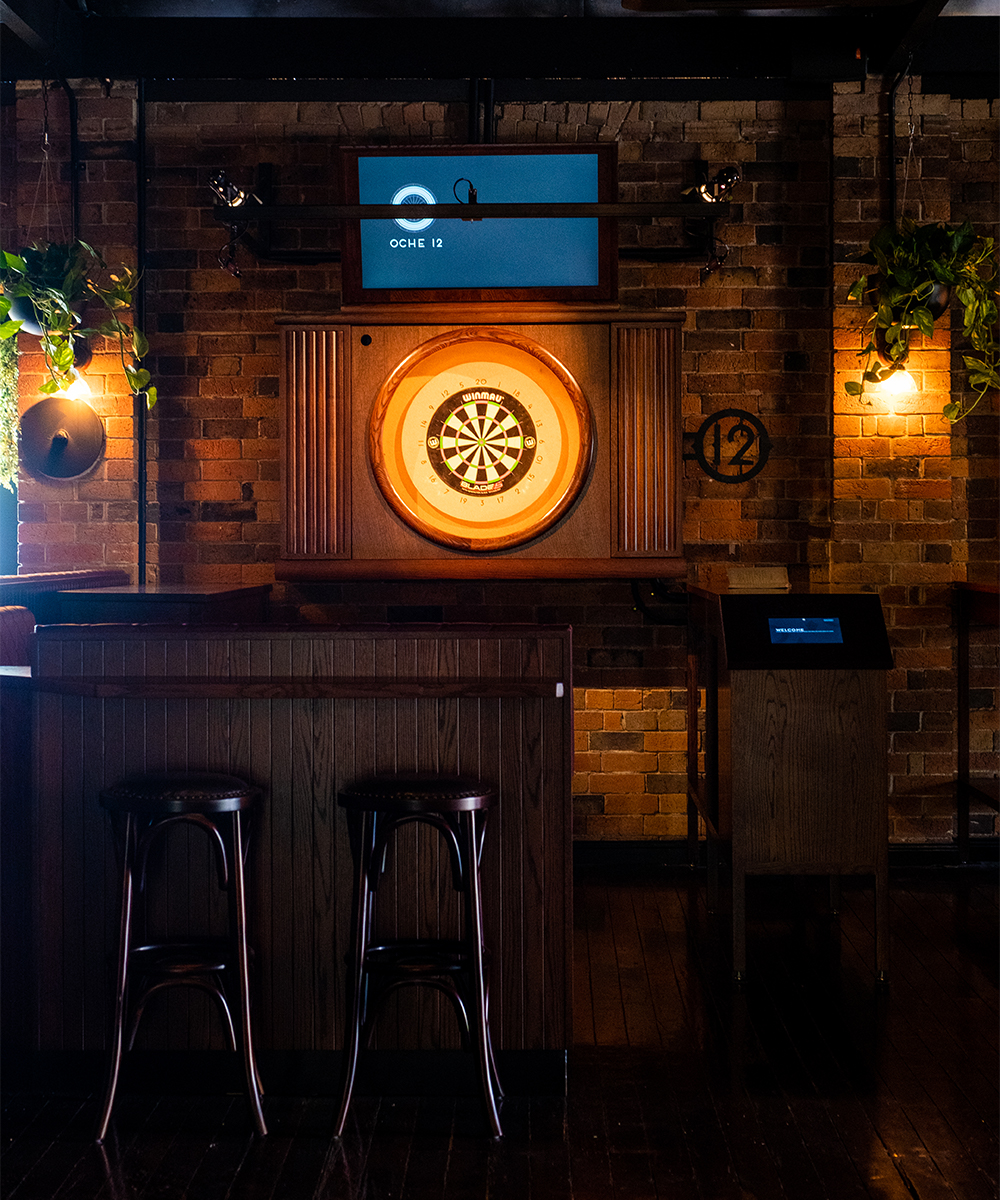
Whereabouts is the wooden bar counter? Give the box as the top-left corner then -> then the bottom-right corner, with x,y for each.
25,623 -> 573,1075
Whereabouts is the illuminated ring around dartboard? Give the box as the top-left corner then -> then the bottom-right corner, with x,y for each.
370,327 -> 594,552
392,184 -> 436,231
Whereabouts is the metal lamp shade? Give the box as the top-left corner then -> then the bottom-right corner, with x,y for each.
19,396 -> 106,479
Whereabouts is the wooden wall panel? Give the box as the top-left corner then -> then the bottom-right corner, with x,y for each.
282,327 -> 349,558
29,625 -> 572,1056
614,323 -> 682,556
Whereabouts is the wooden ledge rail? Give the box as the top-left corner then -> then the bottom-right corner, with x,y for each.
33,675 -> 566,699
215,201 -> 729,223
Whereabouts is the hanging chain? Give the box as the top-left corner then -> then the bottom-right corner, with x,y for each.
898,70 -> 922,223
41,79 -> 50,153
28,80 -> 67,247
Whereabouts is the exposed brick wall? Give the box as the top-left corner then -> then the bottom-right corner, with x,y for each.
831,77 -> 999,838
6,77 -> 997,842
8,80 -> 140,571
573,686 -> 689,841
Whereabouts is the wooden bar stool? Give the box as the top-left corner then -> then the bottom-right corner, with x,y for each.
335,775 -> 502,1138
96,772 -> 267,1142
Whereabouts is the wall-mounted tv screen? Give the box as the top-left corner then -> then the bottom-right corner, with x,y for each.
340,144 -> 618,305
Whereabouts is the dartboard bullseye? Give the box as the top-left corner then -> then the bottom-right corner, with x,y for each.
369,327 -> 593,551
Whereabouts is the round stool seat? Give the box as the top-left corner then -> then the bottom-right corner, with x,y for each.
130,940 -> 233,976
338,775 -> 494,814
101,772 -> 259,815
365,938 -> 470,976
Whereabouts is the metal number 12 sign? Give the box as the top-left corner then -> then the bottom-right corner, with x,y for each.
691,408 -> 772,483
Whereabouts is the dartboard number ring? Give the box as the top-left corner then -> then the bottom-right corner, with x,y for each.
369,327 -> 594,551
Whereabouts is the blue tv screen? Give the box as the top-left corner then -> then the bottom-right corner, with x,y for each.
341,144 -> 617,304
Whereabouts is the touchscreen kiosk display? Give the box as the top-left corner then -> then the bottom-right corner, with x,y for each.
719,593 -> 892,670
356,152 -> 600,291
768,617 -> 843,645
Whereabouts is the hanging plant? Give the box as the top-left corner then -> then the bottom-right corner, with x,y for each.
0,240 -> 157,408
0,322 -> 17,492
844,218 -> 999,422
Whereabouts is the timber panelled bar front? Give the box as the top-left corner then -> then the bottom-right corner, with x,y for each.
25,623 -> 572,1096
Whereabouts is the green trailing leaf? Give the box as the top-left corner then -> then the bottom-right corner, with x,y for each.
912,307 -> 936,338
0,296 -> 21,342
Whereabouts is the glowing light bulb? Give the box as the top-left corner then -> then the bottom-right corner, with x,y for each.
880,369 -> 914,395
60,377 -> 93,401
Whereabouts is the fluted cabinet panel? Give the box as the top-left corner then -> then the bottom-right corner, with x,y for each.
282,327 -> 349,558
614,323 -> 681,556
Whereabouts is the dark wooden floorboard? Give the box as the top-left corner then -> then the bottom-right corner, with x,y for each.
2,863 -> 996,1200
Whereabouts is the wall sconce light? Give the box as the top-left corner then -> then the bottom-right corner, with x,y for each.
19,392 -> 105,479
209,170 -> 255,209
879,367 -> 915,396
684,167 -> 742,204
209,171 -> 259,275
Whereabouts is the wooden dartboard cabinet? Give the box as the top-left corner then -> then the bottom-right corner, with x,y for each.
277,306 -> 684,580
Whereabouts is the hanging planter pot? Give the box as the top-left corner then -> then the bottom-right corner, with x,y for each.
6,294 -> 44,337
921,282 -> 952,323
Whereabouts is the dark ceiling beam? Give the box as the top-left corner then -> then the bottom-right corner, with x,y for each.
0,0 -> 81,75
872,0 -> 949,76
145,75 -> 833,104
0,0 -> 50,58
57,15 -> 870,81
2,9 -> 994,96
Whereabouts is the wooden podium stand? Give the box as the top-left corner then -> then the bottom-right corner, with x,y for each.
687,588 -> 893,980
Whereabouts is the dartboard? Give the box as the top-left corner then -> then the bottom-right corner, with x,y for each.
426,389 -> 537,495
369,327 -> 593,551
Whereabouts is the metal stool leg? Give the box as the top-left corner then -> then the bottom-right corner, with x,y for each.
464,811 -> 502,1137
96,815 -> 136,1144
231,811 -> 267,1135
335,810 -> 375,1138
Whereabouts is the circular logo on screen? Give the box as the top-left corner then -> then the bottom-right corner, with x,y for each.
426,388 -> 537,495
392,184 -> 436,231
